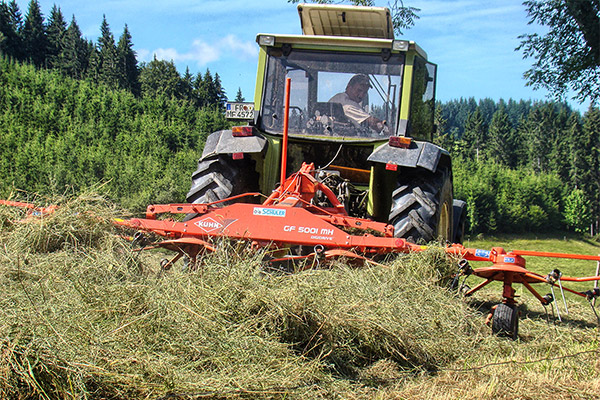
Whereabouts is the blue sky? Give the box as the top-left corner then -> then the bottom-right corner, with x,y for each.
17,0 -> 584,110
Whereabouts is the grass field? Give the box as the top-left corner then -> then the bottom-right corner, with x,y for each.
0,194 -> 599,399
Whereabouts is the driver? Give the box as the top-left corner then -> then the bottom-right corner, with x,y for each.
329,74 -> 387,133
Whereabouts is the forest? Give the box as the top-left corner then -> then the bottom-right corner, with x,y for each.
1,0 -> 600,235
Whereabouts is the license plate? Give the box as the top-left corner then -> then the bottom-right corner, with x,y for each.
226,102 -> 254,119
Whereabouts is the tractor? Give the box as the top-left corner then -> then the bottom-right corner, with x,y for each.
187,3 -> 466,243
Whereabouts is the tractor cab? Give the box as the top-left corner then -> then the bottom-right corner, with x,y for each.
254,4 -> 437,142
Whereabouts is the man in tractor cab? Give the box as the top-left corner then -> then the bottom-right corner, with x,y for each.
329,74 -> 388,134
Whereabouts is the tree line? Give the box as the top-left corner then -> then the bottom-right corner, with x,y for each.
0,0 -> 231,107
436,98 -> 600,235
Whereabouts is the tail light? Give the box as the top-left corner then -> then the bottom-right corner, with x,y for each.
389,136 -> 412,148
232,126 -> 254,137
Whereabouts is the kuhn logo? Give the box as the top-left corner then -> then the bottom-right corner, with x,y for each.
253,207 -> 286,217
194,217 -> 223,232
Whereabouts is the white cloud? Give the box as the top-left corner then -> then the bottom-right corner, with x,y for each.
140,34 -> 257,67
220,35 -> 257,60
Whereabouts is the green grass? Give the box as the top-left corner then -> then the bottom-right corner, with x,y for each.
0,194 -> 599,399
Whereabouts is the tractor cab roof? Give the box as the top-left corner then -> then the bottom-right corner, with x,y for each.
298,3 -> 393,39
256,4 -> 427,59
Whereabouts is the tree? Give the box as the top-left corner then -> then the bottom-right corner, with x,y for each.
461,108 -> 487,161
0,0 -> 23,59
567,113 -> 589,189
97,15 -> 119,88
213,72 -> 227,108
564,188 -> 593,233
60,16 -> 90,79
518,0 -> 600,103
234,87 -> 245,102
179,67 -> 195,103
287,0 -> 419,35
22,0 -> 48,67
139,57 -> 182,99
521,103 -> 556,173
194,69 -> 227,108
116,25 -> 140,95
487,106 -> 519,168
46,4 -> 67,69
581,107 -> 600,232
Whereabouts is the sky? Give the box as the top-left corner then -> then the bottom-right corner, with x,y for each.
15,0 -> 585,110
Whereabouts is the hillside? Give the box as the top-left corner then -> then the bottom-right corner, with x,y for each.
0,56 -> 228,211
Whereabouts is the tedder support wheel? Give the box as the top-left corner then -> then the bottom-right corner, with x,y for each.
491,303 -> 519,340
389,167 -> 453,243
186,155 -> 259,205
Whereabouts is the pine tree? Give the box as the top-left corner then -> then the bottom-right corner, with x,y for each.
461,108 -> 487,162
96,15 -> 119,88
548,106 -> 571,182
581,107 -> 600,233
139,56 -> 182,99
116,24 -> 140,95
61,16 -> 90,78
46,4 -> 66,69
477,98 -> 497,125
213,72 -> 227,108
193,71 -> 208,106
22,0 -> 48,67
0,3 -> 12,54
87,45 -> 100,80
487,106 -> 518,167
522,105 -> 554,173
202,69 -> 215,107
0,0 -> 23,59
234,87 -> 244,102
568,113 -> 588,189
180,67 -> 195,102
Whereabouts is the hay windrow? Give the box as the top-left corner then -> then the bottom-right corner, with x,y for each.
0,194 -> 598,399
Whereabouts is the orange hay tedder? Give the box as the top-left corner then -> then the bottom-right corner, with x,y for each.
109,160 -> 600,340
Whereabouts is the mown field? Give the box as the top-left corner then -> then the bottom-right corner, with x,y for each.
0,193 -> 599,399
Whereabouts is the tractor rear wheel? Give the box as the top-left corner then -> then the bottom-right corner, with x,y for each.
389,167 -> 453,243
186,155 -> 259,205
491,303 -> 519,340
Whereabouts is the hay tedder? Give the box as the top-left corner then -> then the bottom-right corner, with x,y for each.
107,158 -> 600,340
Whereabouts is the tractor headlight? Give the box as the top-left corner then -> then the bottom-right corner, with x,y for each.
392,40 -> 409,51
258,35 -> 275,46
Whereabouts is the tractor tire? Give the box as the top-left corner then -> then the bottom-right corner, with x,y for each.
186,155 -> 259,205
389,167 -> 453,243
491,303 -> 519,340
452,199 -> 467,244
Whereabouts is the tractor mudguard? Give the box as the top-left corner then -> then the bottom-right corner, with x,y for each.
367,140 -> 449,173
201,130 -> 267,159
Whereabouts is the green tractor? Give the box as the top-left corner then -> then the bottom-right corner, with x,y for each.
187,4 -> 466,243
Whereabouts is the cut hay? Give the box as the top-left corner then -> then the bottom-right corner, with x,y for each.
0,193 -> 598,399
